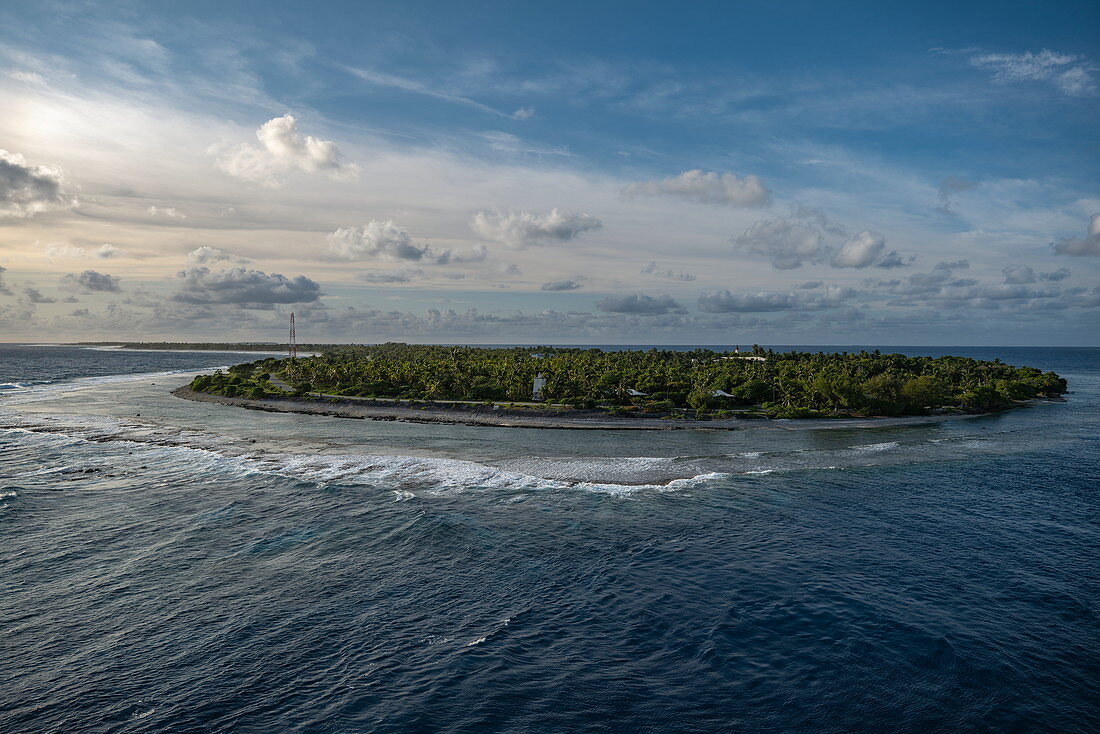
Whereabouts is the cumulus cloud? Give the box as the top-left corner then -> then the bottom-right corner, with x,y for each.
0,266 -> 11,296
1003,264 -> 1073,284
147,205 -> 186,219
213,114 -> 357,187
1041,267 -> 1071,282
875,259 -> 969,295
596,293 -> 685,314
23,286 -> 56,303
732,218 -> 823,269
470,209 -> 602,248
830,230 -> 909,269
0,149 -> 71,218
699,290 -> 797,313
62,270 -> 121,293
625,169 -> 771,208
173,267 -> 321,306
967,49 -> 1096,96
698,285 -> 856,313
512,106 -> 536,120
187,246 -> 252,265
831,231 -> 886,268
875,250 -> 912,269
327,221 -> 432,261
641,261 -> 697,281
433,244 -> 488,265
541,279 -> 583,291
863,260 -> 1070,310
1052,214 -> 1100,256
96,244 -> 126,259
736,218 -> 909,270
1002,264 -> 1036,284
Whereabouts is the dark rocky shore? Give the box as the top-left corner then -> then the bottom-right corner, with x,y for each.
172,387 -> 746,430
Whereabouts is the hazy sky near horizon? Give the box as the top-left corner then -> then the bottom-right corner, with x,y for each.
1,0 -> 1098,344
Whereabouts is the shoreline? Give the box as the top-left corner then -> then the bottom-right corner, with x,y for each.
172,387 -> 735,430
171,386 -> 1037,431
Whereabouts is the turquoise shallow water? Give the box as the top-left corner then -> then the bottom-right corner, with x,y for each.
1,345 -> 1097,732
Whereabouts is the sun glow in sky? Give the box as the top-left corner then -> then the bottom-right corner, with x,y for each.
0,0 -> 1097,344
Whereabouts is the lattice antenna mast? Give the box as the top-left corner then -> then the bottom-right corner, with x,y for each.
288,312 -> 297,360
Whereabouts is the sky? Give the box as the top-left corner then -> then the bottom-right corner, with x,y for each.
0,0 -> 1098,345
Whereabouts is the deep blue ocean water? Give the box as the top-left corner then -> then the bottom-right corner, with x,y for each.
1,344 -> 1097,733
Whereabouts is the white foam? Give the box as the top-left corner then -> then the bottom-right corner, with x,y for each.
2,418 -> 731,495
849,441 -> 900,452
0,370 -> 749,495
0,367 -> 220,407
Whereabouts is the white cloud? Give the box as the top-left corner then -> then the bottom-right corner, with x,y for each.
0,149 -> 72,218
147,205 -> 186,219
870,259 -> 970,296
42,242 -> 88,259
832,230 -> 885,268
187,246 -> 252,265
327,220 -> 431,261
736,218 -> 909,270
213,114 -> 357,187
96,244 -> 125,259
966,49 -> 1096,96
512,106 -> 536,120
625,169 -> 771,208
1001,265 -> 1071,285
470,208 -> 602,247
433,244 -> 488,265
1052,214 -> 1100,256
732,218 -> 823,269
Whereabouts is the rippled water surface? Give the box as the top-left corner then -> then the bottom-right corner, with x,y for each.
1,344 -> 1097,732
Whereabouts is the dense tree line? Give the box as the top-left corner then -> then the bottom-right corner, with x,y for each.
190,343 -> 1067,418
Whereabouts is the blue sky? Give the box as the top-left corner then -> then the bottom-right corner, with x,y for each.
0,0 -> 1097,344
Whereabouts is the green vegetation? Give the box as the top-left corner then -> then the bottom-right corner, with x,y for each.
187,343 -> 1067,419
188,364 -> 285,400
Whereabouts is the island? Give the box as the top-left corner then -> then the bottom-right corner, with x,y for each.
172,344 -> 1068,429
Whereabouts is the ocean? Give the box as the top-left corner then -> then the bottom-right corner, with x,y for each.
1,344 -> 1097,733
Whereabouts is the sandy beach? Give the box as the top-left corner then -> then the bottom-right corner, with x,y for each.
171,386 -> 1029,431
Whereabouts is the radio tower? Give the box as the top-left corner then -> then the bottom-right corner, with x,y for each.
288,312 -> 297,360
